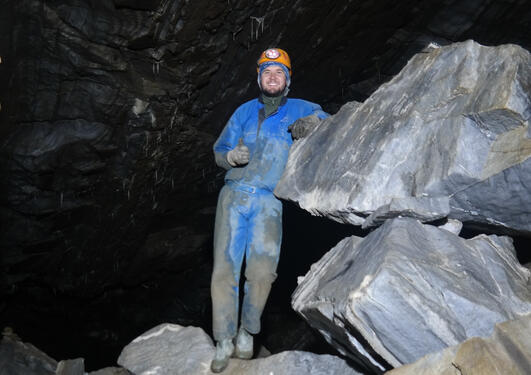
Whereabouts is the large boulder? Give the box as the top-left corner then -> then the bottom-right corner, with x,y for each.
118,323 -> 362,375
291,218 -> 531,373
275,40 -> 531,235
386,313 -> 531,375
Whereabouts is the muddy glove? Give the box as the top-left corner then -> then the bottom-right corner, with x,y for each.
288,114 -> 321,140
227,138 -> 250,167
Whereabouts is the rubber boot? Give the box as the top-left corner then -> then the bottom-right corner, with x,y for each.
234,327 -> 253,359
211,338 -> 234,373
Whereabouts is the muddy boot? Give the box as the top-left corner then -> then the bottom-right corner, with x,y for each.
211,338 -> 234,373
234,327 -> 253,359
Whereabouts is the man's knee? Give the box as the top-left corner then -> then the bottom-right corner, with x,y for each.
212,266 -> 238,288
245,263 -> 277,285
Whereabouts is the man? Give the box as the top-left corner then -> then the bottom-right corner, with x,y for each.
210,47 -> 328,373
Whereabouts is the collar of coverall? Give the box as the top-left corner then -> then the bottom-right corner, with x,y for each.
260,93 -> 286,118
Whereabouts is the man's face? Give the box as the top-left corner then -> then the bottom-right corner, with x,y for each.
260,65 -> 287,96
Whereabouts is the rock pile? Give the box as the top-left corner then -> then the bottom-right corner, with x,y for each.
277,40 -> 531,374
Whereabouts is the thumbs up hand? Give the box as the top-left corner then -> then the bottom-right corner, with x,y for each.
227,138 -> 250,167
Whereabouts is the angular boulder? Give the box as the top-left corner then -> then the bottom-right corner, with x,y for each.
118,324 -> 214,375
56,359 -> 84,375
0,335 -> 57,375
386,313 -> 531,375
118,323 -> 362,375
275,40 -> 531,235
292,218 -> 531,372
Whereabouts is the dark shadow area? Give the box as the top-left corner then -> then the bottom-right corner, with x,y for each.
260,201 -> 371,358
0,259 -> 214,370
272,201 -> 368,307
0,196 -> 371,371
460,226 -> 531,265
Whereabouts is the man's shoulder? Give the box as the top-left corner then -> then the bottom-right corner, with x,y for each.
285,98 -> 319,107
285,98 -> 329,119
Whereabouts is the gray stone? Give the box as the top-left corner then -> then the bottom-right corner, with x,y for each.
363,196 -> 450,229
226,351 -> 363,375
118,323 -> 363,375
88,367 -> 130,375
437,218 -> 463,235
0,335 -> 57,375
275,41 -> 531,235
118,324 -> 214,375
292,218 -> 531,372
385,313 -> 531,375
56,359 -> 85,375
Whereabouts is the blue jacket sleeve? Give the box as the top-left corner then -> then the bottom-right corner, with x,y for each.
213,109 -> 242,170
310,102 -> 329,120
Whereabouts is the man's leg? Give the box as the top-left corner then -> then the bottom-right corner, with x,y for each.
211,186 -> 249,341
240,192 -> 282,336
211,186 -> 252,372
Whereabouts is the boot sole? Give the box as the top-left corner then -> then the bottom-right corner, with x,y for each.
233,349 -> 253,359
211,358 -> 230,373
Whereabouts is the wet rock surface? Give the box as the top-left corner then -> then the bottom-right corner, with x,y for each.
276,41 -> 531,235
292,218 -> 531,372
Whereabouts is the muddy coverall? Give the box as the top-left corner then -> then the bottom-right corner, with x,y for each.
211,96 -> 328,340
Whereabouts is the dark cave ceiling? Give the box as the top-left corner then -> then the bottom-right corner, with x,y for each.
0,0 -> 530,368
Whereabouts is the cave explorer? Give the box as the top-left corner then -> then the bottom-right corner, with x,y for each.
210,47 -> 328,373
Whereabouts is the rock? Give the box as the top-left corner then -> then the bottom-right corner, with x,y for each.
437,218 -> 463,235
88,367 -> 130,375
385,313 -> 531,375
118,323 -> 363,375
275,41 -> 531,235
227,351 -> 363,375
0,335 -> 57,375
56,359 -> 85,375
118,324 -> 214,375
363,196 -> 450,229
292,218 -> 531,373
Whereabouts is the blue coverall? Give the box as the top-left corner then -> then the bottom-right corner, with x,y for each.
211,96 -> 328,340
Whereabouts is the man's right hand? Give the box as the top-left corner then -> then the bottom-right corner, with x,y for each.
227,138 -> 250,167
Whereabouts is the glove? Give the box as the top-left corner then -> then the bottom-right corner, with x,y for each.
288,114 -> 321,140
227,138 -> 250,167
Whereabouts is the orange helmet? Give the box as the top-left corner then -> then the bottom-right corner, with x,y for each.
256,48 -> 291,75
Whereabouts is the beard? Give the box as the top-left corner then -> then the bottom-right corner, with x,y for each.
261,83 -> 286,97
